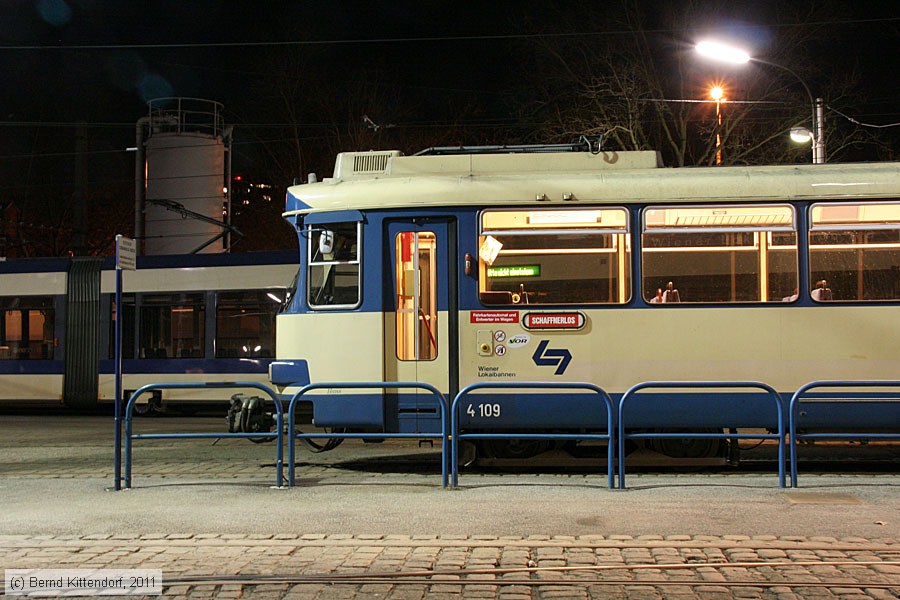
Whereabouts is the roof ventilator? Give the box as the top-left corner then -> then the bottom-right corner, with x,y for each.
353,152 -> 393,174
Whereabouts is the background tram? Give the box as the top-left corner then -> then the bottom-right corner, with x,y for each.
0,251 -> 297,411
272,147 -> 900,461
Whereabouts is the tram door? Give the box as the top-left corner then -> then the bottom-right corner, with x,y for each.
384,219 -> 457,432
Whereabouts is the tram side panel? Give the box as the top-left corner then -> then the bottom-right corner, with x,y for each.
276,311 -> 385,425
274,211 -> 461,432
0,265 -> 68,405
0,253 -> 296,409
277,153 -> 900,439
273,214 -> 385,426
97,259 -> 296,407
458,305 -> 900,431
275,208 -> 900,436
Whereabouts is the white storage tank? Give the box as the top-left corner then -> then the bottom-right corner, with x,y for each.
140,98 -> 231,254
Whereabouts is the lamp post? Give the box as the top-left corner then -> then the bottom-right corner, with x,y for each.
710,86 -> 725,165
695,41 -> 825,164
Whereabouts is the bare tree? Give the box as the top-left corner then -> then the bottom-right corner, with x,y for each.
239,48 -> 416,186
518,0 -> 887,166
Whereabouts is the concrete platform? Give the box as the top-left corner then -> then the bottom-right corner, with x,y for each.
1,415 -> 898,598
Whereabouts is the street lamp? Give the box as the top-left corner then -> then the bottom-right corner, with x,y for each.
695,40 -> 825,164
710,86 -> 725,165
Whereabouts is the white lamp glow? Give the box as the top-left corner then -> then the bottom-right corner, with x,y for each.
695,41 -> 750,64
790,127 -> 813,143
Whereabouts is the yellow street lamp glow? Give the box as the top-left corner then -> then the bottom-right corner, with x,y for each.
710,86 -> 724,101
695,39 -> 826,163
695,41 -> 750,64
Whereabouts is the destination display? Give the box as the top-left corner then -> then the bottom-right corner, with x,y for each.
486,265 -> 541,278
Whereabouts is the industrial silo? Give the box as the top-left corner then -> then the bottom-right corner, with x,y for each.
137,98 -> 233,255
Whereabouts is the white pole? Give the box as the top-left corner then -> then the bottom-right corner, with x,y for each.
814,98 -> 826,164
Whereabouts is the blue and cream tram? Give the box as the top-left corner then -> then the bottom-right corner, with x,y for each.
273,145 -> 900,459
0,251 -> 297,410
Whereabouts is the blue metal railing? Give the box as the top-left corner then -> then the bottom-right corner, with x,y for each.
116,377 -> 899,492
451,382 -> 615,489
618,381 -> 786,489
287,382 -> 449,488
122,382 -> 284,489
789,380 -> 900,487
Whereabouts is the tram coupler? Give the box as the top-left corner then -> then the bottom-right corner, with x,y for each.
226,394 -> 275,443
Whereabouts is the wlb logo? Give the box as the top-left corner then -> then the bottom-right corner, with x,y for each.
532,340 -> 572,375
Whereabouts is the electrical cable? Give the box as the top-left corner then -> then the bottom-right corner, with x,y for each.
827,105 -> 900,129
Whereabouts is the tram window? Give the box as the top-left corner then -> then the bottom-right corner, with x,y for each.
215,291 -> 281,358
109,294 -> 136,359
138,293 -> 205,359
478,208 -> 631,305
0,296 -> 54,360
809,201 -> 900,301
395,232 -> 438,361
641,204 -> 798,303
307,221 -> 361,308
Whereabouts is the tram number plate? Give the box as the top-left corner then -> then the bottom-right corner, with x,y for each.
467,403 -> 501,418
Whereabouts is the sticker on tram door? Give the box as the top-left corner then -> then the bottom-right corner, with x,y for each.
532,340 -> 572,375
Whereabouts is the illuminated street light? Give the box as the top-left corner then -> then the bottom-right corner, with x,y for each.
790,127 -> 814,143
695,40 -> 825,164
696,41 -> 750,65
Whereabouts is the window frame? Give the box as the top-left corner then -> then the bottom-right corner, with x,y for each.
138,292 -> 206,359
477,207 -> 632,306
808,200 -> 900,303
394,230 -> 439,362
214,289 -> 284,359
305,220 -> 363,310
640,203 -> 798,305
0,295 -> 55,361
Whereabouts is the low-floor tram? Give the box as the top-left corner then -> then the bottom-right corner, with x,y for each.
0,251 -> 297,411
271,145 -> 900,461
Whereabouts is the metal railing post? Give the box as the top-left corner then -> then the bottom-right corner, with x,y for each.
122,381 -> 284,489
789,380 -> 900,487
618,381 -> 784,489
287,382 -> 448,488
450,382 -> 615,489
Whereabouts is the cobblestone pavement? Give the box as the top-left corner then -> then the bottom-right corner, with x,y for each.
3,533 -> 899,599
2,416 -> 898,598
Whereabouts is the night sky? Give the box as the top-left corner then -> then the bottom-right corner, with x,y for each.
1,0 -> 898,253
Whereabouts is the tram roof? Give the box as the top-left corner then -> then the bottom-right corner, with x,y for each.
284,150 -> 900,218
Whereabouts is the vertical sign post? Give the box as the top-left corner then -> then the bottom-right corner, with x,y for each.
113,235 -> 136,490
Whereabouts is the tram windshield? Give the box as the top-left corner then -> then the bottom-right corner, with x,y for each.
307,221 -> 361,308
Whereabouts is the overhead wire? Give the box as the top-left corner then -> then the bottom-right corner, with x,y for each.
827,105 -> 900,129
2,16 -> 899,50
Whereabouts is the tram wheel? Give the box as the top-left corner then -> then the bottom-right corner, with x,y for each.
478,439 -> 552,459
648,429 -> 725,458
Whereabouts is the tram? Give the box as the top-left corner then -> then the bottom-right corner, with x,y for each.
273,144 -> 900,460
0,251 -> 297,410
